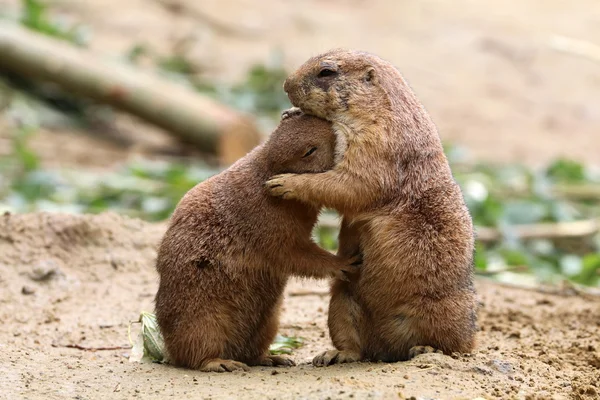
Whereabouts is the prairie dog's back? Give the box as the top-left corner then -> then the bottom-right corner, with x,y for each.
158,113 -> 337,270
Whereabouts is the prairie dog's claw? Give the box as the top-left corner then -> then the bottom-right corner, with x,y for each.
281,107 -> 303,120
313,350 -> 360,367
264,174 -> 298,199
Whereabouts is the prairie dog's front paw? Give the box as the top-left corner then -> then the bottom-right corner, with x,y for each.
264,174 -> 299,200
334,254 -> 361,281
281,107 -> 302,120
347,254 -> 362,268
344,254 -> 363,275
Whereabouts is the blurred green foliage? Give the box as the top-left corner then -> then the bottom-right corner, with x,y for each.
19,0 -> 89,46
2,111 -> 598,286
0,3 -> 598,287
0,122 -> 218,220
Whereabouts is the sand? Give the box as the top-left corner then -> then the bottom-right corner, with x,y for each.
1,212 -> 598,399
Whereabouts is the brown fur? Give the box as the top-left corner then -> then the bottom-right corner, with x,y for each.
266,49 -> 478,364
155,113 -> 357,372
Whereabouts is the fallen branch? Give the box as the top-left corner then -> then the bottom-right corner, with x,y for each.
489,183 -> 600,202
0,22 -> 262,165
475,218 -> 600,242
52,343 -> 132,352
317,215 -> 600,243
412,365 -> 438,373
478,277 -> 600,299
550,35 -> 600,64
548,182 -> 600,201
288,290 -> 329,297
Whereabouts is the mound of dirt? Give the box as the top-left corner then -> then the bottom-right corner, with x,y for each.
1,212 -> 599,399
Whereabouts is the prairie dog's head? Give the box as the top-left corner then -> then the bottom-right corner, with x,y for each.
264,113 -> 335,175
283,49 -> 397,121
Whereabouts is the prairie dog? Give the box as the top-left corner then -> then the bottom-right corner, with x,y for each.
266,49 -> 477,364
155,113 -> 358,372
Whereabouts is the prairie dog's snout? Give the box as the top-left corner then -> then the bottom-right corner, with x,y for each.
283,77 -> 292,94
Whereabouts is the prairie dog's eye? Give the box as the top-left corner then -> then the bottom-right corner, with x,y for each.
302,147 -> 317,158
317,68 -> 337,78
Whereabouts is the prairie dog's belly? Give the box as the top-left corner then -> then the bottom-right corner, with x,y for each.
221,273 -> 287,350
332,123 -> 349,165
352,227 -> 407,310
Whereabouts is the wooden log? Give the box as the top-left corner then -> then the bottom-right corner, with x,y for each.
0,22 -> 262,165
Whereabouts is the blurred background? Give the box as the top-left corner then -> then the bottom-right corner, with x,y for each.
0,0 -> 599,286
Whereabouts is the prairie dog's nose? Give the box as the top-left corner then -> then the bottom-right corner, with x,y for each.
283,76 -> 294,94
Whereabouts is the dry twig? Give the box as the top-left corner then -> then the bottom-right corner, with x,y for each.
52,343 -> 132,352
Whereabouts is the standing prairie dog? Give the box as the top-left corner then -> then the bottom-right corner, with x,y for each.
155,113 -> 358,372
266,49 -> 477,364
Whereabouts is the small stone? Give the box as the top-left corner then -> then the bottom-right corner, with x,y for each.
487,359 -> 513,375
29,260 -> 61,282
21,286 -> 35,295
471,366 -> 493,376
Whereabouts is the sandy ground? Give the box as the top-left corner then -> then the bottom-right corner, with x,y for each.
1,0 -> 600,168
1,212 -> 599,400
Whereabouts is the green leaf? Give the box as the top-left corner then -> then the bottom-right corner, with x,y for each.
545,158 -> 586,183
20,0 -> 88,45
498,246 -> 530,266
269,335 -> 304,355
315,226 -> 338,252
571,253 -> 600,285
473,242 -> 488,271
128,311 -> 165,363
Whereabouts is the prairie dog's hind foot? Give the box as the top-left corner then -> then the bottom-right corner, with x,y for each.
200,358 -> 250,372
252,355 -> 296,367
312,349 -> 361,367
408,346 -> 443,360
281,107 -> 303,120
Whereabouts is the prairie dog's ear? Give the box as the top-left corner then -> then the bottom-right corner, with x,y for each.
364,67 -> 377,84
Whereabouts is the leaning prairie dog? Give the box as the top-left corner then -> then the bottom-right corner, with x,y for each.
266,49 -> 477,365
155,113 -> 358,372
